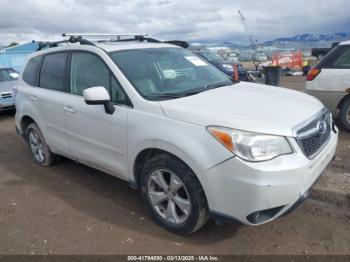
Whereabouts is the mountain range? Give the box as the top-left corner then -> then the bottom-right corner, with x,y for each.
264,32 -> 350,44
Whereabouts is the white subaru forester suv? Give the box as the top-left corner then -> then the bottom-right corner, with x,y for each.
15,35 -> 338,234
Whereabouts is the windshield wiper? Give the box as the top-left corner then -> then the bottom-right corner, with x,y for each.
143,81 -> 231,100
205,81 -> 232,90
143,93 -> 184,100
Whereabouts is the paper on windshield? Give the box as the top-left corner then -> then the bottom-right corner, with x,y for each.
185,56 -> 208,66
9,73 -> 19,78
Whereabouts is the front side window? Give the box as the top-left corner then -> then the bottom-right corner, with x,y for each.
22,56 -> 42,86
109,48 -> 232,101
70,52 -> 129,106
39,53 -> 68,91
0,68 -> 19,82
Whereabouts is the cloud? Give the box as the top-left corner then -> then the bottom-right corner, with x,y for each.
0,0 -> 349,45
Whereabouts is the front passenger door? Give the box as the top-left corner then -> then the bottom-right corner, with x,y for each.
63,51 -> 130,178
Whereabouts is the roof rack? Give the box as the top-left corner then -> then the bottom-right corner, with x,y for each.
62,33 -> 162,44
36,34 -> 190,51
62,33 -> 148,37
37,36 -> 96,51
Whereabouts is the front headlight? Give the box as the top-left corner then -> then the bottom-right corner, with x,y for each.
207,126 -> 293,162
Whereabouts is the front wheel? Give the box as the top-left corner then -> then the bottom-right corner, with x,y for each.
141,154 -> 209,235
339,98 -> 350,132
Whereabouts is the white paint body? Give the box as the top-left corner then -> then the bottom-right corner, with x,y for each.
15,42 -> 338,225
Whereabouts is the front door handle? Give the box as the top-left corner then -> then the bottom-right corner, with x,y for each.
29,96 -> 38,102
63,106 -> 75,113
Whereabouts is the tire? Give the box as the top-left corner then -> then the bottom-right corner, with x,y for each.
339,97 -> 350,132
141,153 -> 209,235
26,123 -> 59,166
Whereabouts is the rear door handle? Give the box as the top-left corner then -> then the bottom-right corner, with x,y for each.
29,96 -> 38,102
63,106 -> 75,113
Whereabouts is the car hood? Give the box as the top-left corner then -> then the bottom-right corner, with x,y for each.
159,82 -> 324,137
0,81 -> 16,93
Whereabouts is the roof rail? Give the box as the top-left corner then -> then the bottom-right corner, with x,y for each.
62,33 -> 162,44
36,34 -> 190,51
37,36 -> 96,51
62,33 -> 148,40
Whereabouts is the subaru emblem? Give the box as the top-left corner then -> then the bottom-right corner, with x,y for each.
317,120 -> 327,135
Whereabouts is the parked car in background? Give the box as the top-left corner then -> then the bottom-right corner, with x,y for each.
16,35 -> 338,234
282,67 -> 304,76
239,53 -> 253,62
305,40 -> 350,131
0,67 -> 19,111
189,47 -> 249,81
225,53 -> 240,63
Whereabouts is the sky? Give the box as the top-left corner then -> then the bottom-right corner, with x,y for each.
0,0 -> 350,45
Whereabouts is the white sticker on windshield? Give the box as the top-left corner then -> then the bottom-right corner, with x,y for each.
185,56 -> 208,66
9,73 -> 19,78
162,69 -> 177,79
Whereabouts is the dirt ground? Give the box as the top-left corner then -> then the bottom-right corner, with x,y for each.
0,77 -> 349,255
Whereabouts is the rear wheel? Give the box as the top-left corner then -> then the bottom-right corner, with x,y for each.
339,98 -> 350,132
26,123 -> 59,166
141,153 -> 209,235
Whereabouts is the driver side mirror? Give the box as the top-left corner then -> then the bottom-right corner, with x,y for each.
83,86 -> 115,115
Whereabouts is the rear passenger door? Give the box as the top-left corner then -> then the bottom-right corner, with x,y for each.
63,51 -> 130,178
35,52 -> 70,155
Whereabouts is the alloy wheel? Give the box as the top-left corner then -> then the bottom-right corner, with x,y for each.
147,169 -> 191,225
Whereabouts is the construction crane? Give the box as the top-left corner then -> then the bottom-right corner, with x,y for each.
237,10 -> 261,69
237,10 -> 258,49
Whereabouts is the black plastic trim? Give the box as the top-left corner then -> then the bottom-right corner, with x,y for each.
209,210 -> 244,225
246,206 -> 285,224
281,191 -> 309,217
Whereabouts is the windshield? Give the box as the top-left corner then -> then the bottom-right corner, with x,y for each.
198,50 -> 223,61
109,48 -> 232,100
0,68 -> 19,82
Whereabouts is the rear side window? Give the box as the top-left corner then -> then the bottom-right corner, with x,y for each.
39,53 -> 68,91
22,56 -> 42,86
334,46 -> 350,68
318,45 -> 350,69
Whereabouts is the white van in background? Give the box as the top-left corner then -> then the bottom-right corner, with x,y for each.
305,40 -> 350,131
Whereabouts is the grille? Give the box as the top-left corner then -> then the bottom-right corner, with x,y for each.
1,92 -> 13,100
296,109 -> 331,159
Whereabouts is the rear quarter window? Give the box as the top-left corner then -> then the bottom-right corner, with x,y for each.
22,56 -> 42,86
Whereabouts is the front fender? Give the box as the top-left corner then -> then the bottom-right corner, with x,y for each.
127,110 -> 233,184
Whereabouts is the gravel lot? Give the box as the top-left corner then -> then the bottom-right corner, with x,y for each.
0,76 -> 349,255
